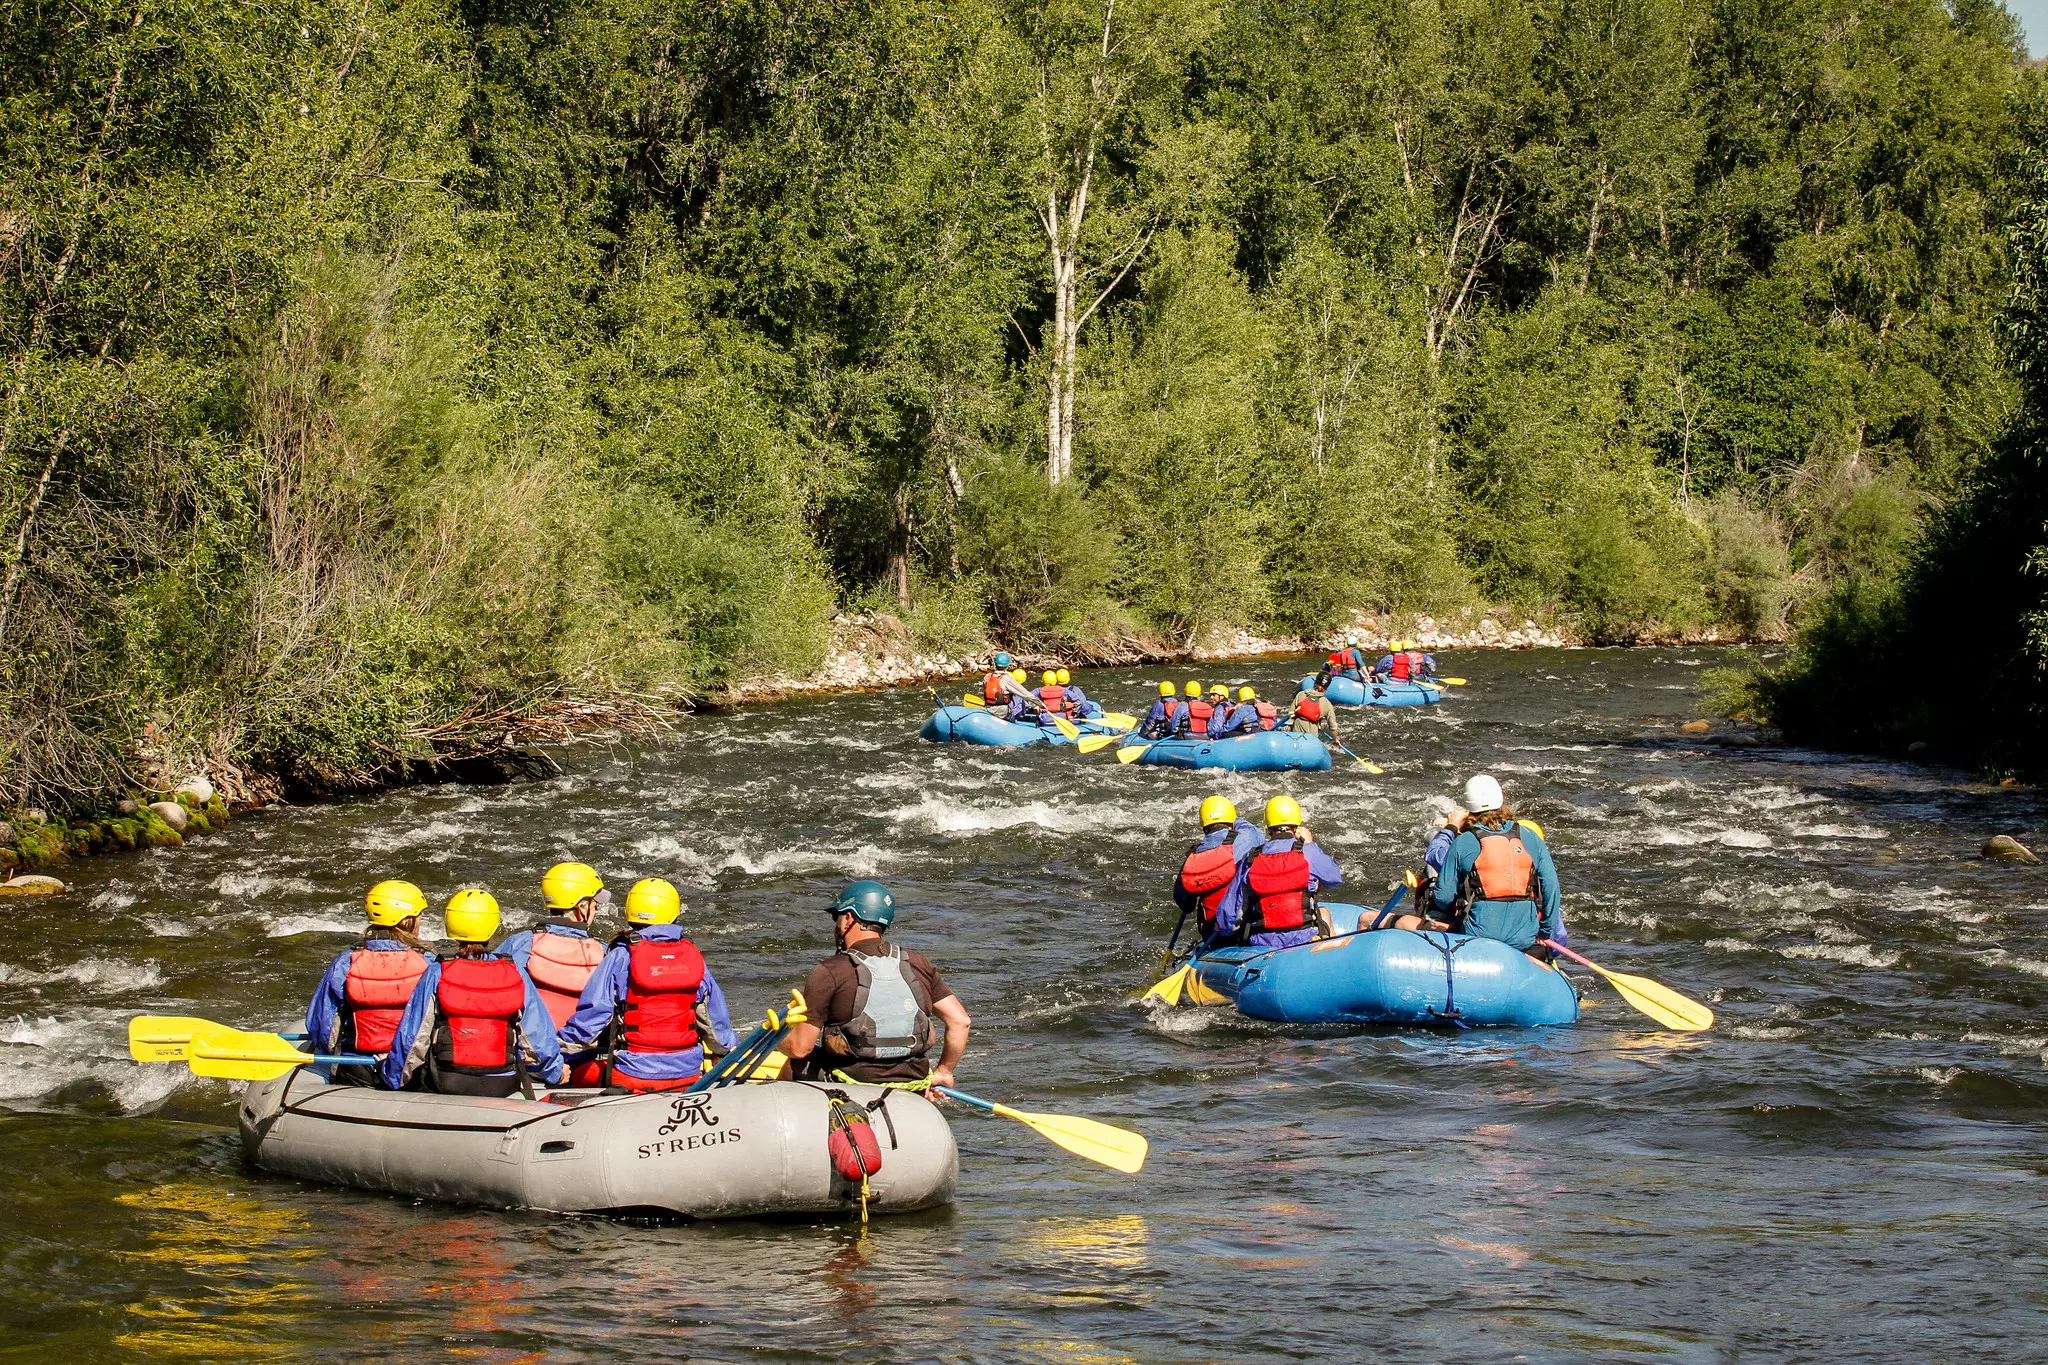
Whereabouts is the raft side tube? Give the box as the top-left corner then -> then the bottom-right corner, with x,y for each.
1189,912 -> 1578,1028
1299,675 -> 1441,708
1120,730 -> 1333,772
239,1073 -> 958,1219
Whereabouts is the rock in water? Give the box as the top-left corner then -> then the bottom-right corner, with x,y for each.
1679,720 -> 1711,733
148,800 -> 189,833
174,774 -> 215,805
0,874 -> 68,895
1982,835 -> 2040,864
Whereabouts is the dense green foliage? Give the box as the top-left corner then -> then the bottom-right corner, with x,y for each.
1746,77 -> 2048,777
0,0 -> 2030,805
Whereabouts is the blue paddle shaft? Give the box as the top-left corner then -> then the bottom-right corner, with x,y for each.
931,1086 -> 995,1113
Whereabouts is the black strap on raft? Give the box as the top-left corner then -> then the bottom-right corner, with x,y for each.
1421,932 -> 1473,1029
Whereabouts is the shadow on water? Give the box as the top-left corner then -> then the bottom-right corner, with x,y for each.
4,648 -> 2048,1360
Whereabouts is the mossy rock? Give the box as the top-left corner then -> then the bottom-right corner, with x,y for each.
205,795 -> 230,825
14,823 -> 70,869
134,807 -> 183,848
183,808 -> 213,837
0,849 -> 17,872
102,819 -> 140,852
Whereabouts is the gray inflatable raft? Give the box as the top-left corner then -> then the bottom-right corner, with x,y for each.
238,1071 -> 957,1219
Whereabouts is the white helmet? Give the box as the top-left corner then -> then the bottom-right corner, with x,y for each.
1463,774 -> 1504,814
1344,634 -> 1359,646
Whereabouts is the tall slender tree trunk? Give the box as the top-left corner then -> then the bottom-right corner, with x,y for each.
888,481 -> 912,606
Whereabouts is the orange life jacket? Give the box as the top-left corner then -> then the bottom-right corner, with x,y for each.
1462,824 -> 1536,903
1245,841 -> 1315,933
1254,700 -> 1278,730
982,672 -> 1006,704
432,957 -> 528,1072
1178,841 -> 1239,926
1185,699 -> 1213,736
342,945 -> 429,1053
1037,685 -> 1068,715
620,934 -> 705,1053
525,928 -> 604,1029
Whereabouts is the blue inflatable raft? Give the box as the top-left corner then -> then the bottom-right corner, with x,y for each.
1117,728 -> 1333,772
1186,906 -> 1578,1027
919,705 -> 1124,747
1300,674 -> 1441,707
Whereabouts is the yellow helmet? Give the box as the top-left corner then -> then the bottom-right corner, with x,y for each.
1239,686 -> 1256,702
1186,681 -> 1201,696
444,888 -> 502,943
1199,794 -> 1237,828
1265,794 -> 1304,829
1210,684 -> 1229,698
542,861 -> 604,910
1011,668 -> 1026,683
1057,668 -> 1071,685
1159,681 -> 1176,697
1042,670 -> 1058,686
624,877 -> 682,925
365,879 -> 427,927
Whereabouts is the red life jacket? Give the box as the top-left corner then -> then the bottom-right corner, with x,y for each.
1185,699 -> 1213,736
342,945 -> 429,1053
620,934 -> 705,1053
1295,694 -> 1324,723
1462,824 -> 1536,903
1037,685 -> 1068,715
1389,651 -> 1413,680
982,673 -> 1006,704
1327,651 -> 1347,671
1254,700 -> 1278,730
526,928 -> 605,1029
433,956 -> 528,1072
1178,840 -> 1239,925
1245,840 -> 1315,932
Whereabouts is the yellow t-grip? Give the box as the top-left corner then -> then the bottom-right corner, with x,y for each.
783,988 -> 808,1027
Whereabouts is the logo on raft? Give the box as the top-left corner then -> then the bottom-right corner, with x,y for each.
657,1093 -> 719,1132
637,1129 -> 742,1160
638,1092 -> 741,1158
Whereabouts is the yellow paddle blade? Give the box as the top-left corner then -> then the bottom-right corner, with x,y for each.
1585,962 -> 1714,1031
1053,715 -> 1081,740
1183,973 -> 1230,1006
128,1014 -> 228,1062
740,1049 -> 789,1082
1100,712 -> 1137,728
1116,742 -> 1151,765
992,1101 -> 1149,1174
1354,756 -> 1385,775
1076,732 -> 1123,754
962,692 -> 985,707
187,1027 -> 323,1080
1140,966 -> 1191,1006
1433,677 -> 1466,686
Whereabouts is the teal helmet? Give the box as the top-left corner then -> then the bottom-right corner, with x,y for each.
992,651 -> 1013,670
831,880 -> 896,929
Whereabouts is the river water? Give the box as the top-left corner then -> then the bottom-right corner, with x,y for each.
4,647 -> 2045,1361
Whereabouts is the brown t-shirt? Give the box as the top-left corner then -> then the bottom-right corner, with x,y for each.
799,938 -> 954,1083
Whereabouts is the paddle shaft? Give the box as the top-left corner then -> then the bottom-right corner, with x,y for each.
686,1024 -> 780,1093
1538,938 -> 1594,970
1158,903 -> 1193,975
931,1086 -> 1010,1117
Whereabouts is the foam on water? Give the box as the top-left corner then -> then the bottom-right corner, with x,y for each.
1780,942 -> 1904,969
886,792 -> 1104,837
0,957 -> 166,992
210,869 -> 319,898
264,913 -> 360,938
